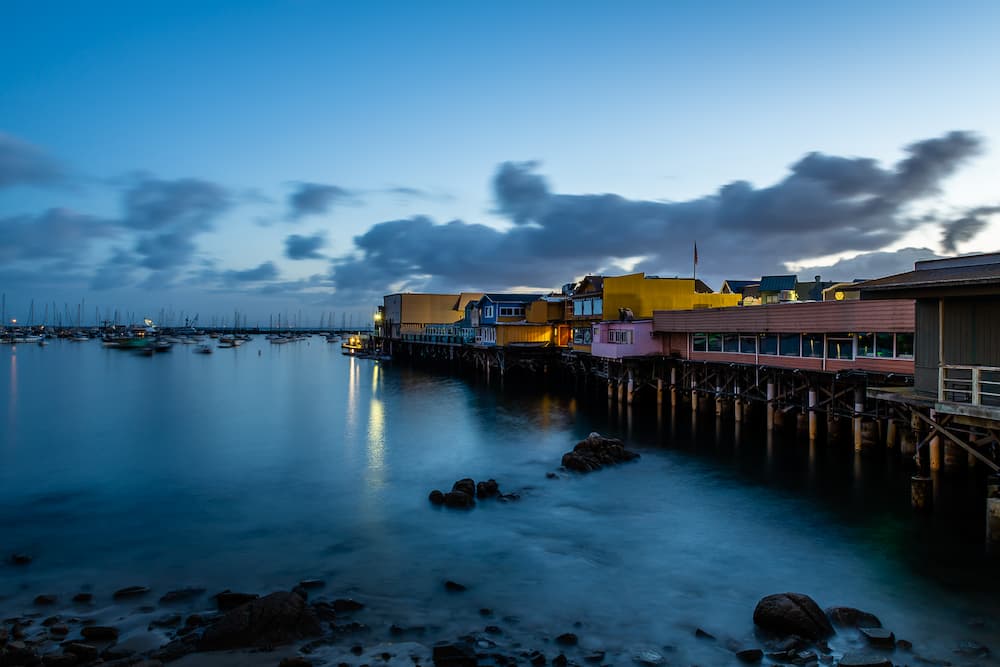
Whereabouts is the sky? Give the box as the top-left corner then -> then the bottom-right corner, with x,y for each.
2,0 -> 999,327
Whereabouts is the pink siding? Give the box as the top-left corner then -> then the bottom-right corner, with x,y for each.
653,299 -> 915,333
592,320 -> 663,359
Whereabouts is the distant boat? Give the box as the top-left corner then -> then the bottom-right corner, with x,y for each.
194,344 -> 212,354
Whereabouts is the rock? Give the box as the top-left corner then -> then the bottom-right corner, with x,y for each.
49,624 -> 70,636
42,616 -> 61,626
452,478 -> 476,497
35,594 -> 58,605
752,592 -> 834,640
71,593 -> 93,604
695,627 -> 716,640
859,627 -> 894,647
561,433 -> 640,473
476,480 -> 500,499
61,642 -> 100,661
298,579 -> 325,589
955,640 -> 990,657
825,607 -> 882,629
279,658 -> 314,667
555,633 -> 577,646
10,553 -> 32,565
292,585 -> 310,600
552,655 -> 567,667
214,589 -> 260,611
198,591 -> 322,650
479,608 -> 493,616
433,642 -> 476,667
632,648 -> 666,666
159,587 -> 206,604
350,645 -> 364,655
112,585 -> 150,599
735,648 -> 763,662
443,491 -> 475,509
102,643 -> 134,660
546,472 -> 558,479
527,650 -> 546,666
484,625 -> 501,635
444,580 -> 466,592
429,490 -> 445,505
150,636 -> 198,662
81,625 -> 119,641
42,654 -> 79,666
896,638 -> 913,650
333,598 -> 364,612
2,640 -> 39,665
583,651 -> 605,663
837,654 -> 891,667
148,614 -> 182,629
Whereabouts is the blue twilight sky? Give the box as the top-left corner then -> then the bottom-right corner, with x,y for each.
2,0 -> 999,326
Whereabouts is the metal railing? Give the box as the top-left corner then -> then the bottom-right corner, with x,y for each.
939,365 -> 1000,407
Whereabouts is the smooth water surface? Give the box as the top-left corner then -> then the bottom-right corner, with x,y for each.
1,339 -> 997,662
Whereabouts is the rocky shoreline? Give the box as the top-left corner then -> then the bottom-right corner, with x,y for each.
1,577 -> 994,667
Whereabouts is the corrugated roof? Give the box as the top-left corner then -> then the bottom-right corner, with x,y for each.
758,275 -> 797,292
481,293 -> 545,303
857,263 -> 1000,292
721,280 -> 757,294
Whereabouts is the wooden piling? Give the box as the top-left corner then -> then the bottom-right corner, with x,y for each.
886,420 -> 897,450
808,389 -> 818,442
656,377 -> 663,406
853,386 -> 865,453
911,475 -> 933,510
766,382 -> 775,432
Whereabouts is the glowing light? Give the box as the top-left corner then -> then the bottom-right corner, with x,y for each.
835,291 -> 845,301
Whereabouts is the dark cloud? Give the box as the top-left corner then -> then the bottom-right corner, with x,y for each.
287,182 -> 353,220
119,176 -> 230,272
285,232 -> 327,260
0,208 -> 116,262
795,247 -> 942,282
941,205 -> 1000,253
224,261 -> 279,283
330,132 -> 984,301
0,132 -> 64,188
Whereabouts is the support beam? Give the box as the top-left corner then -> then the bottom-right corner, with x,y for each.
911,410 -> 1000,473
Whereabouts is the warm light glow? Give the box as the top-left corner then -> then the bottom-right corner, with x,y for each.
835,291 -> 845,301
374,312 -> 382,322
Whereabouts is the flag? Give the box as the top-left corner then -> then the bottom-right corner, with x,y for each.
694,242 -> 698,265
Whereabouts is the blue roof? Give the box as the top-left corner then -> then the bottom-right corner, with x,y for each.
481,293 -> 544,304
758,275 -> 797,292
722,279 -> 756,293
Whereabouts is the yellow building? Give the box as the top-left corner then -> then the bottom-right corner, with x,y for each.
383,292 -> 482,339
602,273 -> 740,319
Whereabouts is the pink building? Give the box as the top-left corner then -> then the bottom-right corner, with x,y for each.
591,319 -> 663,359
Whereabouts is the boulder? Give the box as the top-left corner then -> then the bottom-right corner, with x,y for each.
332,598 -> 364,612
452,479 -> 476,497
476,480 -> 500,499
555,633 -> 577,646
837,654 -> 891,667
428,490 -> 445,505
159,587 -> 206,604
561,433 -> 640,473
35,594 -> 57,605
112,586 -> 150,599
81,626 -> 119,641
432,642 -> 476,667
735,648 -> 763,662
213,590 -> 259,611
859,627 -> 894,647
279,658 -> 313,667
61,642 -> 99,661
198,591 -> 321,650
72,593 -> 93,604
444,580 -> 467,592
443,491 -> 475,509
826,607 -> 881,629
752,592 -> 834,640
10,553 -> 32,566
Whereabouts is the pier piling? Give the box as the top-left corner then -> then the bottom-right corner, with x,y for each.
911,475 -> 933,510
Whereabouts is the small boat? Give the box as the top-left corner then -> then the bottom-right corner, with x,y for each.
195,344 -> 212,354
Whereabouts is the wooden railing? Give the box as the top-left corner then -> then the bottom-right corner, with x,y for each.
939,365 -> 1000,407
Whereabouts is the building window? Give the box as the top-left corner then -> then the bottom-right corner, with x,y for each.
896,333 -> 914,359
480,327 -> 496,343
693,333 -> 707,352
723,334 -> 739,353
739,335 -> 757,354
779,333 -> 801,357
827,335 -> 854,360
875,332 -> 895,358
498,305 -> 525,318
856,333 -> 875,358
802,333 -> 824,358
573,327 -> 592,345
593,298 -> 603,316
608,329 -> 633,344
573,300 -> 583,316
760,334 -> 778,356
707,333 -> 723,352
484,305 -> 494,319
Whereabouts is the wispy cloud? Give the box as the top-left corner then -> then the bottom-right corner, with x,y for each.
285,232 -> 327,260
0,132 -> 64,189
287,182 -> 354,220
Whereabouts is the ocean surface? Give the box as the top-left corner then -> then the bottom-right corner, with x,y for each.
1,337 -> 998,663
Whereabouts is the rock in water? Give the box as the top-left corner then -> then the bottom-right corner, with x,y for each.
859,627 -> 895,647
561,433 -> 639,473
443,491 -> 475,509
826,606 -> 882,628
428,489 -> 445,505
432,642 -> 476,667
838,654 -> 891,667
476,479 -> 500,499
452,478 -> 476,497
752,592 -> 834,640
113,585 -> 150,599
198,591 -> 322,650
213,589 -> 260,611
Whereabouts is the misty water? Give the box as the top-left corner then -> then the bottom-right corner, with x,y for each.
1,338 -> 998,664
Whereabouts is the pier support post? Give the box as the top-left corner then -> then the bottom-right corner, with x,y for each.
608,379 -> 614,401
657,378 -> 663,406
911,475 -> 933,511
627,371 -> 635,407
943,441 -> 964,472
886,420 -> 897,450
853,387 -> 865,453
808,389 -> 818,442
766,382 -> 775,432
715,385 -> 723,417
691,376 -> 698,416
618,377 -> 625,404
987,475 -> 1000,551
928,412 -> 942,472
670,367 -> 678,407
734,397 -> 743,423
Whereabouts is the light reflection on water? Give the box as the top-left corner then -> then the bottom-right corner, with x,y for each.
0,339 -> 997,661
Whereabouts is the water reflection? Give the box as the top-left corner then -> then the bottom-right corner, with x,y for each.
5,353 -> 16,449
366,397 -> 385,485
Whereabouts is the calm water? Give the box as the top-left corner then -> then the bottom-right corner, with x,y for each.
1,338 -> 998,662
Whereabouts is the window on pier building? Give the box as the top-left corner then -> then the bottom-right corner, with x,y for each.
876,332 -> 895,358
573,327 -> 593,345
723,334 -> 739,353
707,333 -> 723,352
895,333 -> 914,359
856,333 -> 875,358
827,335 -> 854,360
498,305 -> 525,318
593,298 -> 603,315
693,333 -> 707,352
484,305 -> 494,319
608,329 -> 633,344
739,335 -> 757,354
760,334 -> 778,356
802,334 -> 824,358
779,333 -> 801,357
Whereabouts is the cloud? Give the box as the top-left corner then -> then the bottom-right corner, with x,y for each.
0,208 -> 116,263
223,261 -> 279,283
285,232 -> 327,260
940,205 -> 1000,253
794,247 -> 942,282
287,182 -> 353,220
0,132 -> 64,188
329,131 -> 984,300
118,176 -> 230,272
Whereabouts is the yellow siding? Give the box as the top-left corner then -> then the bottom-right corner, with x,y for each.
401,294 -> 464,324
526,300 -> 564,323
603,273 -> 740,319
497,324 -> 553,346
